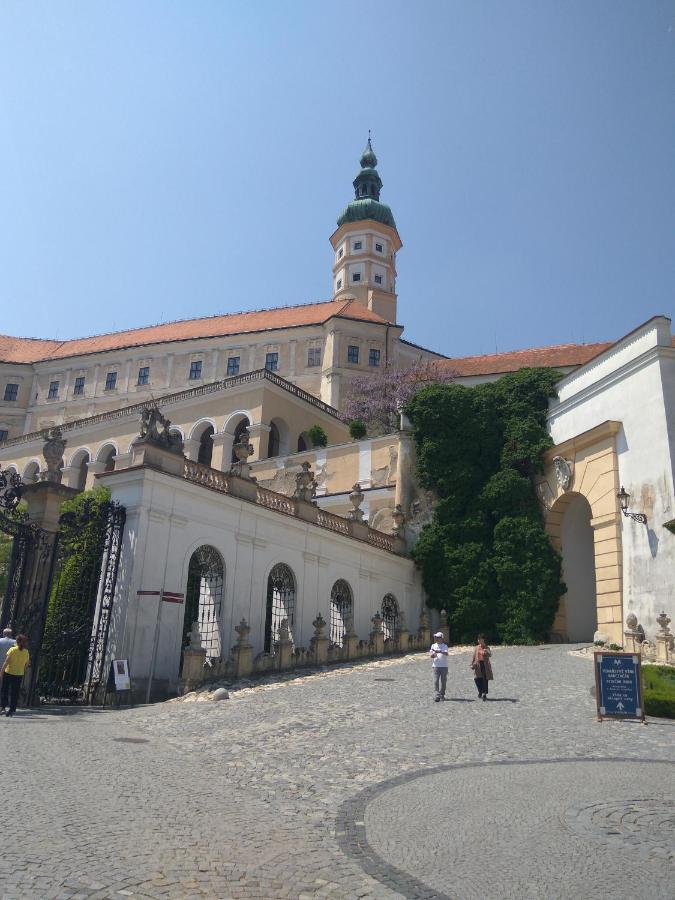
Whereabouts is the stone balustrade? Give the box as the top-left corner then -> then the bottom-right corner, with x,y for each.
183,459 -> 406,555
624,610 -> 674,666
179,610 -> 432,694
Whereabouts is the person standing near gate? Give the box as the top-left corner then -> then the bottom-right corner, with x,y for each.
1,635 -> 29,717
429,631 -> 449,702
0,628 -> 15,714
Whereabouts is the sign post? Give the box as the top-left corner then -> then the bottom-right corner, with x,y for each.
594,651 -> 645,723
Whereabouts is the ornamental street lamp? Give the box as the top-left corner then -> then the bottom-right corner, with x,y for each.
616,486 -> 647,524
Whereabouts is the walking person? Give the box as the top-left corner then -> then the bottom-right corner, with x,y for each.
470,634 -> 493,701
1,634 -> 29,717
429,631 -> 449,702
0,628 -> 15,714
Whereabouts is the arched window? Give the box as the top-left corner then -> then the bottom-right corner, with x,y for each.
381,594 -> 399,641
265,564 -> 295,653
98,445 -> 116,473
267,421 -> 280,458
230,417 -> 250,463
330,579 -> 353,647
197,425 -> 214,467
184,545 -> 224,660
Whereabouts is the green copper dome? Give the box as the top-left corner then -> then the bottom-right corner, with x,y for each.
337,138 -> 397,230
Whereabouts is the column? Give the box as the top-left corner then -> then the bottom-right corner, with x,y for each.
246,423 -> 271,461
211,432 -> 235,471
86,460 -> 106,490
183,438 -> 201,462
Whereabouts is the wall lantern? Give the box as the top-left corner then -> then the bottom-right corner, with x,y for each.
616,486 -> 647,524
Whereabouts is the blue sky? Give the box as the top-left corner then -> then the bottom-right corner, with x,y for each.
1,1 -> 673,358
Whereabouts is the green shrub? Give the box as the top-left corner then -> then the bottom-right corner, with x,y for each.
642,665 -> 675,719
307,425 -> 328,447
348,420 -> 367,441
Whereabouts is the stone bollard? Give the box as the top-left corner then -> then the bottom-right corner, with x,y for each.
624,612 -> 640,654
395,610 -> 409,653
181,621 -> 207,694
231,618 -> 253,678
310,614 -> 329,665
369,611 -> 385,656
655,611 -> 673,664
275,617 -> 294,670
343,614 -> 358,660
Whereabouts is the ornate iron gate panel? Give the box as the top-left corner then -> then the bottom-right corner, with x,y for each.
85,503 -> 126,701
264,564 -> 295,653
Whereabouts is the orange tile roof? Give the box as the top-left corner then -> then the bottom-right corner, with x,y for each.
439,340 -> 615,377
0,299 -> 390,364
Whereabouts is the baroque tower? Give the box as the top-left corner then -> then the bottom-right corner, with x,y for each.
330,139 -> 402,323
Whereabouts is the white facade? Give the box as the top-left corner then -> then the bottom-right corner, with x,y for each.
97,465 -> 424,700
547,316 -> 675,638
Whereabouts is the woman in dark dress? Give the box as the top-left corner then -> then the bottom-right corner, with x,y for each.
470,634 -> 493,700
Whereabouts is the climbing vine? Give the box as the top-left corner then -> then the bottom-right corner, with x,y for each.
39,487 -> 112,693
407,368 -> 565,644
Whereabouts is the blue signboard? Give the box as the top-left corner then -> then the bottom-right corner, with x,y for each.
594,652 -> 645,722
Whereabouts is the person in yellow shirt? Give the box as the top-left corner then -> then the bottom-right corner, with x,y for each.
1,634 -> 29,717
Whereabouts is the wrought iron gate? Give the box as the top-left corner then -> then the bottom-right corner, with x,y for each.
35,500 -> 126,704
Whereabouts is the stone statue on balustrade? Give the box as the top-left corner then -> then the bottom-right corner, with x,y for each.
230,429 -> 256,481
293,461 -> 317,504
41,428 -> 66,483
138,407 -> 184,456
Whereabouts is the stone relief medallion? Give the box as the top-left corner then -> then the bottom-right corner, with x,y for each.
553,456 -> 573,492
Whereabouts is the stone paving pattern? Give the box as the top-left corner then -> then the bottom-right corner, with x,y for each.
0,646 -> 672,899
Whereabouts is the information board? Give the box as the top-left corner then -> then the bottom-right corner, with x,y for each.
594,652 -> 645,722
110,659 -> 131,692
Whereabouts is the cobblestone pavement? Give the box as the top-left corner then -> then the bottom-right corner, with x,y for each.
0,646 -> 672,899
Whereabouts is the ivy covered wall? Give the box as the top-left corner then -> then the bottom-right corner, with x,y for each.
407,368 -> 566,644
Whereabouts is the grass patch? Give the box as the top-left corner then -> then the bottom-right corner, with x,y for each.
642,665 -> 675,719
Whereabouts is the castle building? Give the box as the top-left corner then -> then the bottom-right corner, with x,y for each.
0,141 -> 673,700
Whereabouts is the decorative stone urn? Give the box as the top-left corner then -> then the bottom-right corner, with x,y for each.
231,431 -> 255,481
348,483 -> 365,522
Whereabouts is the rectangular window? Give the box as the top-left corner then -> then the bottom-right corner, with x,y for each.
374,274 -> 383,284
265,352 -> 279,372
336,279 -> 342,290
137,366 -> 150,385
375,242 -> 383,253
369,348 -> 381,367
104,371 -> 117,391
3,384 -> 18,402
189,360 -> 202,380
307,347 -> 321,367
48,380 -> 59,400
338,248 -> 343,259
73,376 -> 85,396
352,272 -> 361,282
347,345 -> 359,365
227,356 -> 240,376
353,241 -> 362,251
0,430 -> 8,443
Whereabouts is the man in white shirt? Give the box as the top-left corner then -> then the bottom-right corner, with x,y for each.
0,628 -> 15,713
429,630 -> 449,702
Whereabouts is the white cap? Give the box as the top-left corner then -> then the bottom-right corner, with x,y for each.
433,631 -> 444,638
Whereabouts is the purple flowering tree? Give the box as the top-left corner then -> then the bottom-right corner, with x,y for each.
343,361 -> 456,436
